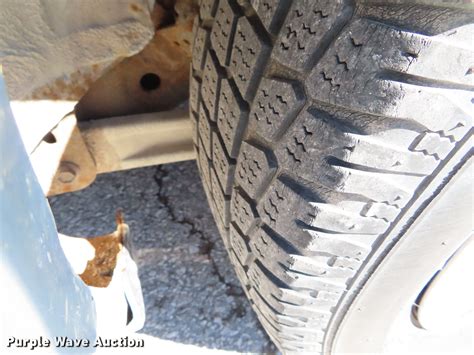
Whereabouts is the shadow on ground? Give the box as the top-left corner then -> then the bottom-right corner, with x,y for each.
49,161 -> 276,353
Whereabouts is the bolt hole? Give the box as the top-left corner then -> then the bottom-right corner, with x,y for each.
140,73 -> 161,91
42,132 -> 57,144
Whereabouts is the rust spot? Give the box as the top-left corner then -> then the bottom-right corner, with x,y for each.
130,3 -> 142,12
30,72 -> 91,100
27,1 -> 199,103
124,30 -> 141,42
76,16 -> 196,120
28,61 -> 117,101
79,210 -> 127,288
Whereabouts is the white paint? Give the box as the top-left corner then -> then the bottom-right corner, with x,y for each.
58,234 -> 96,275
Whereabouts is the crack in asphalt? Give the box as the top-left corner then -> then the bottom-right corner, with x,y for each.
153,165 -> 246,320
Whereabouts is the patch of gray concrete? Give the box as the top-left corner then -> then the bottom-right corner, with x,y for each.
49,161 -> 276,353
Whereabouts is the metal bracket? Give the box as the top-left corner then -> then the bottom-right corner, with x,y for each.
30,108 -> 194,196
30,113 -> 97,196
79,108 -> 194,175
59,211 -> 145,333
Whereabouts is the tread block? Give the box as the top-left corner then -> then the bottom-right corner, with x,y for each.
250,227 -> 356,286
210,168 -> 231,225
229,223 -> 251,265
192,25 -> 210,73
249,259 -> 345,302
213,205 -> 229,247
335,165 -> 422,207
249,288 -> 326,344
247,262 -> 287,304
190,110 -> 199,145
249,288 -> 289,339
357,3 -> 474,37
307,19 -> 403,106
235,141 -> 276,199
253,250 -> 348,292
212,132 -> 236,194
272,0 -> 346,71
309,202 -> 388,235
217,79 -> 248,158
409,131 -> 454,160
280,288 -> 340,309
211,0 -> 240,66
201,51 -> 222,121
300,229 -> 374,261
306,19 -> 473,138
253,266 -> 342,313
230,17 -> 269,100
228,248 -> 249,281
257,178 -> 314,240
361,201 -> 399,222
249,78 -> 305,141
190,75 -> 201,115
396,89 -> 472,142
250,0 -> 288,35
343,132 -> 438,176
256,177 -> 378,257
231,188 -> 259,235
203,171 -> 228,243
197,140 -> 212,199
200,0 -> 218,22
276,108 -> 348,190
209,194 -> 229,244
198,105 -> 213,158
358,5 -> 474,85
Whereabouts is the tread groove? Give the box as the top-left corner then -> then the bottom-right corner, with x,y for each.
379,69 -> 474,92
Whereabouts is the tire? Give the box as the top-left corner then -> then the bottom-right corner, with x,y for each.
189,0 -> 473,352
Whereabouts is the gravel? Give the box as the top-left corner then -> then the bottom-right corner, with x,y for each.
49,161 -> 276,354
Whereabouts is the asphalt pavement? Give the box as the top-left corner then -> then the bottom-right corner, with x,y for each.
49,160 -> 276,354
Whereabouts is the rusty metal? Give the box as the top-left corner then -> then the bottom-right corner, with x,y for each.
48,119 -> 97,196
21,1 -> 198,196
30,113 -> 97,196
79,211 -> 129,288
79,108 -> 195,174
28,62 -> 119,101
57,162 -> 79,184
57,210 -> 145,332
31,108 -> 193,196
75,0 -> 198,120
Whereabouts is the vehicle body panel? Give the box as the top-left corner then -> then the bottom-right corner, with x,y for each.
0,75 -> 96,352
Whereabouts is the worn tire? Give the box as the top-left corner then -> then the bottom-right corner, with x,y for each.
190,0 -> 473,352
